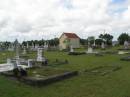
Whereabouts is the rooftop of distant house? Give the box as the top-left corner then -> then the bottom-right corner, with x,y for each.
62,32 -> 80,39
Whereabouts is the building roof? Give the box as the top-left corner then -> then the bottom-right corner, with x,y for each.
63,33 -> 80,39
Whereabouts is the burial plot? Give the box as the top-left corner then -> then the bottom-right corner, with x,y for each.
85,66 -> 121,76
20,67 -> 78,87
118,41 -> 130,50
120,56 -> 130,61
118,51 -> 129,55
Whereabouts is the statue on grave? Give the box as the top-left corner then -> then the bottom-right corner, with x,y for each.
14,39 -> 20,59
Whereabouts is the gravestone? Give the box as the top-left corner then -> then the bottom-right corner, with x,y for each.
32,42 -> 35,48
22,46 -> 27,55
93,40 -> 96,47
35,44 -> 39,50
87,47 -> 93,53
28,59 -> 33,67
44,42 -> 48,50
86,41 -> 94,53
37,48 -> 46,62
124,41 -> 129,49
27,42 -> 29,49
8,43 -> 14,51
7,58 -> 13,65
70,45 -> 74,52
101,42 -> 105,49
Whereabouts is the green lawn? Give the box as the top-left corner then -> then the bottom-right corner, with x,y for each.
0,48 -> 130,97
27,67 -> 69,77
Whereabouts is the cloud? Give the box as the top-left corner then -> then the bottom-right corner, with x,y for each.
0,0 -> 129,42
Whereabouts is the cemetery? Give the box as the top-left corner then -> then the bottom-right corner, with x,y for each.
0,33 -> 130,97
1,0 -> 130,96
85,65 -> 121,76
0,40 -> 78,87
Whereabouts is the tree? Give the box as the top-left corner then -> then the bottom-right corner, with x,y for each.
95,39 -> 103,45
80,39 -> 87,45
87,36 -> 95,45
118,33 -> 130,45
48,38 -> 59,46
99,33 -> 113,45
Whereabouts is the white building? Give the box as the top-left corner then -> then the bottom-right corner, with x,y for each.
59,33 -> 80,50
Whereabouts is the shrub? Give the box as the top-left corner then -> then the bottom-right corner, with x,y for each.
13,68 -> 19,77
68,52 -> 86,55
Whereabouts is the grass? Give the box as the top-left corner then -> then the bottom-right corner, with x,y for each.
0,47 -> 130,97
27,67 -> 69,77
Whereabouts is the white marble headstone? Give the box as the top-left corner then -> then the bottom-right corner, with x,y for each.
87,47 -> 93,53
124,41 -> 129,49
22,46 -> 27,54
37,48 -> 45,62
70,45 -> 74,52
101,42 -> 105,49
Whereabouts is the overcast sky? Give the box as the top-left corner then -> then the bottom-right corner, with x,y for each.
0,0 -> 130,42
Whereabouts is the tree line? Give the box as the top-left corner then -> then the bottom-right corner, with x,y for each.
0,33 -> 129,47
80,33 -> 130,46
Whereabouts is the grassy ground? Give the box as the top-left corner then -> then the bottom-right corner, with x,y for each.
27,67 -> 69,77
0,47 -> 130,97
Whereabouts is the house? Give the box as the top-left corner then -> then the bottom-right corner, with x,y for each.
59,32 -> 80,50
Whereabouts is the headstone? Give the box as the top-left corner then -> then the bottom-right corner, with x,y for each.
93,40 -> 96,47
86,41 -> 94,53
37,48 -> 46,62
35,44 -> 39,50
101,42 -> 105,49
22,46 -> 27,55
32,42 -> 35,48
13,60 -> 18,69
87,47 -> 93,53
124,41 -> 129,49
27,42 -> 29,49
28,59 -> 33,67
70,45 -> 74,52
7,58 -> 12,65
44,42 -> 48,50
8,43 -> 14,51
